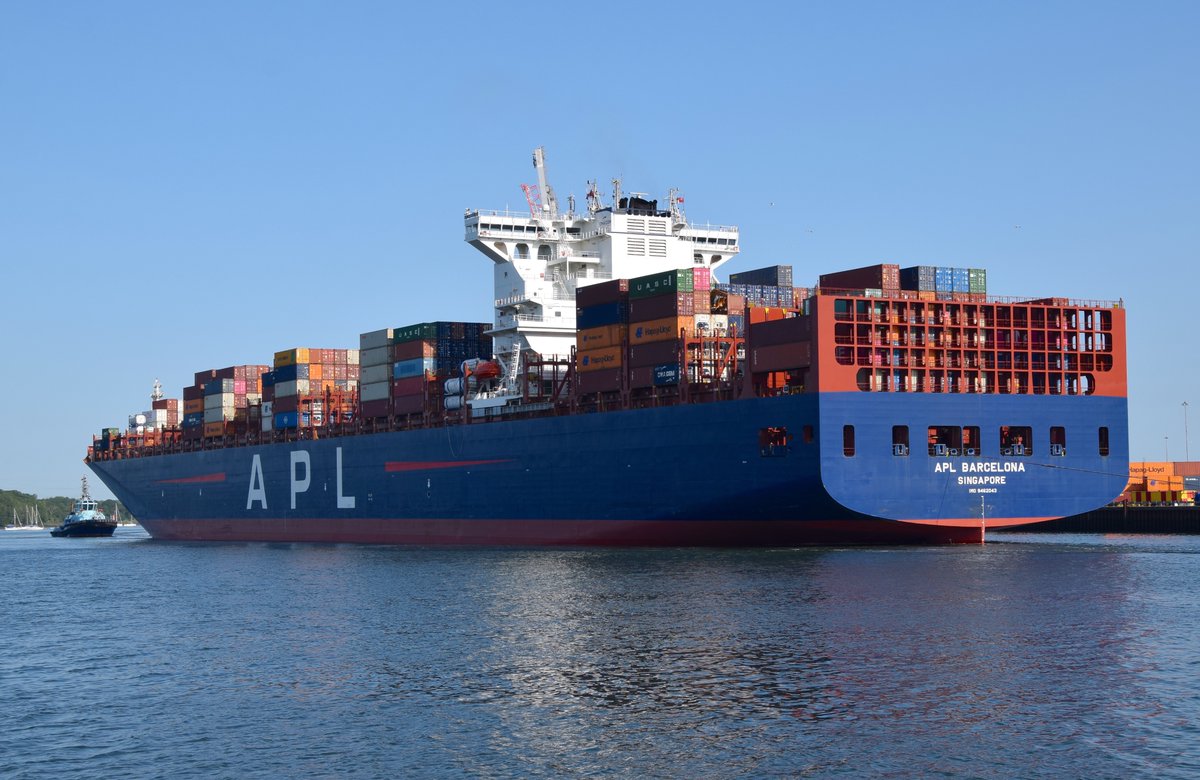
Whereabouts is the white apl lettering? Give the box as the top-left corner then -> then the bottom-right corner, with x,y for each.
247,454 -> 268,509
336,447 -> 356,509
291,450 -> 311,509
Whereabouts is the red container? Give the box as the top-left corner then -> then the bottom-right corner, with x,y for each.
393,339 -> 437,361
152,398 -> 180,411
576,366 -> 623,394
392,376 -> 427,397
818,264 -> 900,292
273,395 -> 299,413
215,366 -> 237,380
576,279 -> 630,309
750,316 -> 811,347
751,342 -> 812,372
393,395 -> 424,415
630,339 -> 680,368
182,384 -> 205,402
360,398 -> 390,418
693,290 -> 711,314
194,369 -> 218,387
630,292 -> 693,322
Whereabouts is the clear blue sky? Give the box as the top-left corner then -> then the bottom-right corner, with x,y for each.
2,2 -> 1196,499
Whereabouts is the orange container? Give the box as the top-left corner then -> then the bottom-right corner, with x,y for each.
577,346 -> 623,373
203,422 -> 226,438
577,324 -> 627,350
629,317 -> 692,345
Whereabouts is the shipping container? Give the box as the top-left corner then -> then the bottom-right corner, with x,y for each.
899,265 -> 937,292
393,339 -> 437,361
692,267 -> 711,291
629,339 -> 680,368
630,316 -> 693,345
750,316 -> 812,347
576,301 -> 627,330
391,376 -> 427,397
576,366 -> 623,394
751,342 -> 812,372
577,346 -> 623,372
818,264 -> 900,292
629,292 -> 694,322
360,398 -> 390,418
729,265 -> 792,288
630,269 -> 693,299
151,398 -> 180,411
393,322 -> 438,344
274,348 -> 311,367
575,278 -> 629,309
577,324 -> 627,350
968,268 -> 988,294
359,381 -> 391,402
361,364 -> 392,384
183,399 -> 204,415
204,421 -> 227,438
394,357 -> 436,380
274,379 -> 311,397
393,395 -> 425,415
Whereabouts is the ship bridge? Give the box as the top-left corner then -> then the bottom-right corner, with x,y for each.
464,148 -> 740,396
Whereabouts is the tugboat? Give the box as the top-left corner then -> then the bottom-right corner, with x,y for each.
50,477 -> 117,538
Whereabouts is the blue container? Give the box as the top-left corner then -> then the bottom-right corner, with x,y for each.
274,411 -> 300,429
576,301 -> 627,330
204,378 -> 235,396
272,363 -> 310,382
952,268 -> 970,293
934,267 -> 954,292
653,364 -> 681,386
182,412 -> 205,428
394,357 -> 436,380
261,370 -> 276,387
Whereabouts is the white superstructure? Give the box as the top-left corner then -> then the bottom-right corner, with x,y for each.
464,148 -> 740,397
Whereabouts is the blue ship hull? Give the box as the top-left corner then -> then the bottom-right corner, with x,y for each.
88,393 -> 1129,546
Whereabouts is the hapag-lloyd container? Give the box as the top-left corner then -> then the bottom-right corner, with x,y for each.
629,316 -> 693,345
577,324 -> 627,350
577,346 -> 622,372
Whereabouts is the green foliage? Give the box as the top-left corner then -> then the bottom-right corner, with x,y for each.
0,488 -> 129,526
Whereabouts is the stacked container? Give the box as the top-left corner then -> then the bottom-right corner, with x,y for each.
718,265 -> 795,308
179,365 -> 270,439
575,279 -> 630,395
729,265 -> 793,288
899,266 -> 988,300
359,322 -> 492,419
271,348 -> 360,430
627,270 -> 695,389
818,264 -> 900,294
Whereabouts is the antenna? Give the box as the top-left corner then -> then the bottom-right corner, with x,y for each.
151,378 -> 164,402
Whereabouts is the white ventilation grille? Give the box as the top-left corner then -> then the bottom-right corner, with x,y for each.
627,237 -> 646,256
627,218 -> 646,233
649,238 -> 667,257
648,219 -> 667,235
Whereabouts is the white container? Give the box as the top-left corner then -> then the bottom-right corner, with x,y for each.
275,379 -> 310,397
360,346 -> 391,367
360,380 -> 390,402
361,364 -> 391,384
359,328 -> 394,350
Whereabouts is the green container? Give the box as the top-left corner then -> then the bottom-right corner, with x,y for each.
630,269 -> 694,299
393,322 -> 438,343
968,268 -> 988,294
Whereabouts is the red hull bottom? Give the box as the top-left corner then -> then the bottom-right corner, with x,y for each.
137,518 -> 985,546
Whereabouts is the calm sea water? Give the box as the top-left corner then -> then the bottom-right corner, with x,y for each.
2,528 -> 1198,779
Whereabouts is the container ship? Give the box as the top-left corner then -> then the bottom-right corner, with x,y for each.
86,149 -> 1130,545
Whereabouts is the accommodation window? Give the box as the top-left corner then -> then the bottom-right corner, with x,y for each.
759,427 -> 790,457
1050,426 -> 1067,456
927,425 -> 961,456
1098,426 -> 1110,456
1000,425 -> 1033,456
961,426 -> 980,456
892,425 -> 909,456
843,425 -> 855,457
